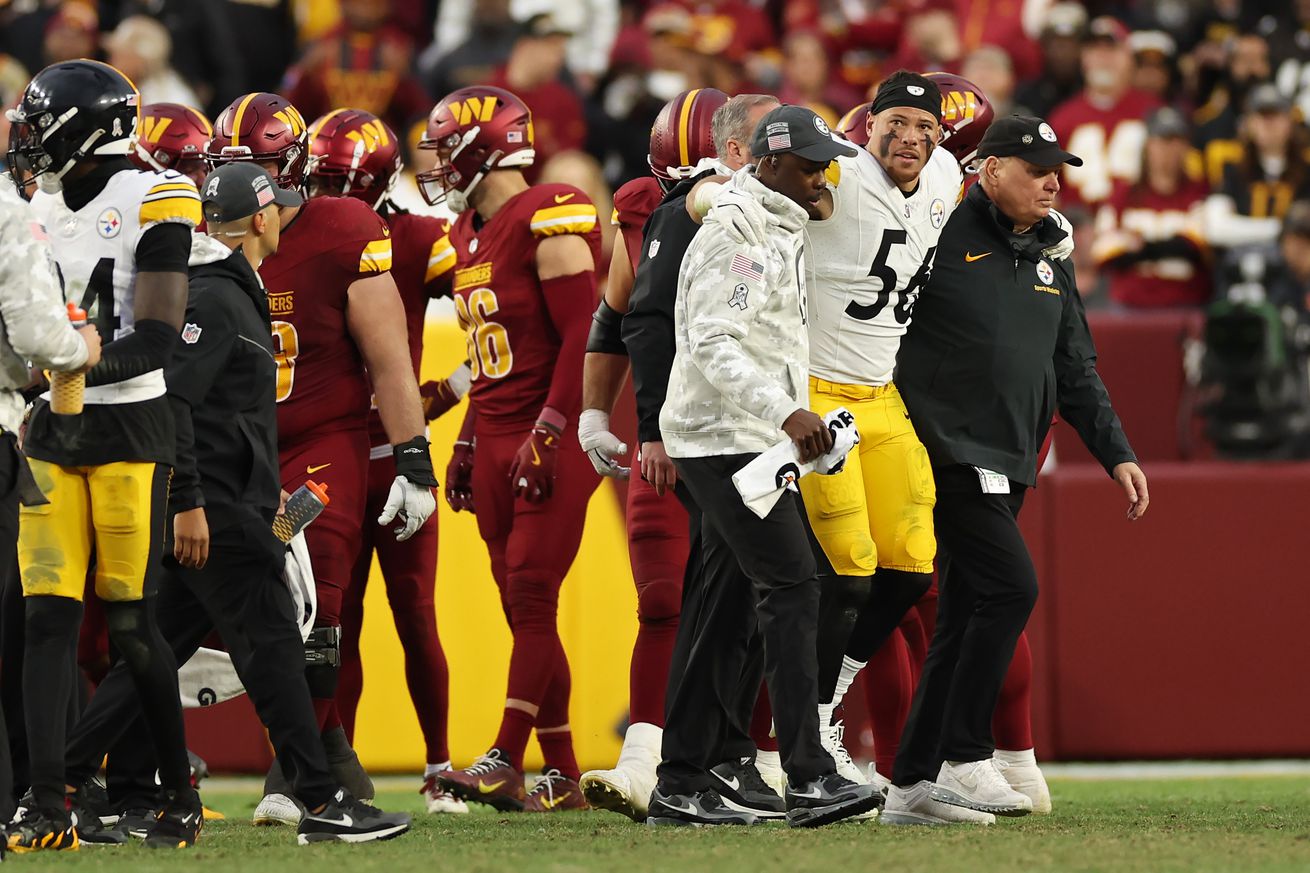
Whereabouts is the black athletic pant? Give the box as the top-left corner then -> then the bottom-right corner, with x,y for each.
659,454 -> 832,794
65,515 -> 337,810
893,465 -> 1038,786
0,435 -> 20,821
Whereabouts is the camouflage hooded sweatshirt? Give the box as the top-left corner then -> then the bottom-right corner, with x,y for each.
661,166 -> 810,458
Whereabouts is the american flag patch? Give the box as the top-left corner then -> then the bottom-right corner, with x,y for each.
507,130 -> 523,143
730,254 -> 764,282
767,132 -> 791,151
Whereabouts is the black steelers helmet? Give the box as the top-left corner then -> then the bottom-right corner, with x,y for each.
6,59 -> 140,195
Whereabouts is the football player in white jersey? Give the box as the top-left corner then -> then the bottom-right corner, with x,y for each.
5,60 -> 205,849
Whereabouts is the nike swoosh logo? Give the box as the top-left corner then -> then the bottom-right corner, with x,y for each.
530,442 -> 541,467
964,251 -> 992,262
311,812 -> 353,827
540,791 -> 572,809
662,798 -> 700,815
554,193 -> 575,204
478,779 -> 507,794
791,787 -> 823,799
306,463 -> 331,474
714,773 -> 741,792
441,221 -> 451,233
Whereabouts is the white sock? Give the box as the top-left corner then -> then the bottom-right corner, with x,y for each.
424,761 -> 451,779
818,702 -> 835,730
993,748 -> 1037,765
831,656 -> 866,709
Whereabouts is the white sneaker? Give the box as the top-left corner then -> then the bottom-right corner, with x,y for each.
880,780 -> 996,826
866,764 -> 891,799
421,771 -> 470,814
253,792 -> 303,826
820,720 -> 868,786
753,749 -> 785,796
930,759 -> 1033,816
994,748 -> 1052,814
580,722 -> 660,821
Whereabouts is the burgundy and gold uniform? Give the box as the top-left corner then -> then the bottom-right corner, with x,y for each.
1049,89 -> 1161,209
611,176 -> 662,270
1093,179 -> 1212,308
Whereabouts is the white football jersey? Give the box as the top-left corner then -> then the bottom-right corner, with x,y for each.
30,167 -> 201,343
805,146 -> 962,386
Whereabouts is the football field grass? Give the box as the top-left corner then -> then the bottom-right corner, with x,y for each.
23,775 -> 1310,872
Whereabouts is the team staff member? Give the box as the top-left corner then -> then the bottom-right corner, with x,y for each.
653,105 -> 878,829
0,171 -> 102,825
61,163 -> 412,847
887,116 -> 1149,822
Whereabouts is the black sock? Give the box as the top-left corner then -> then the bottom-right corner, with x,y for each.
104,600 -> 196,804
22,595 -> 82,814
816,573 -> 873,702
846,569 -> 932,662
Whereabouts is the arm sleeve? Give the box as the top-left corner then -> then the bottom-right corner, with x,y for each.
1202,194 -> 1281,248
683,232 -> 799,429
622,205 -> 694,444
540,271 -> 596,424
164,292 -> 237,512
423,232 -> 456,299
0,206 -> 87,371
1052,261 -> 1138,475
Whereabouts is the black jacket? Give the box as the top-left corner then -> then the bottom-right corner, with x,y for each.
621,170 -> 709,444
167,239 -> 280,531
897,183 -> 1136,485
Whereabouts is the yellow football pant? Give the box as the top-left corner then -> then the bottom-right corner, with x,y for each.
18,459 -> 168,602
799,377 -> 936,575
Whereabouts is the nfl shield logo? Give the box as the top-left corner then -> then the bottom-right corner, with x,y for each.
181,323 -> 203,344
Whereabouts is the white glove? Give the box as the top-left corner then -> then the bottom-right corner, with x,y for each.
578,408 -> 630,479
377,476 -> 436,541
1044,208 -> 1076,261
706,200 -> 762,247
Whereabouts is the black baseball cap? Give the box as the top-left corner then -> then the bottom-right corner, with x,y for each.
1146,106 -> 1189,139
976,115 -> 1083,167
750,105 -> 858,163
200,162 -> 301,224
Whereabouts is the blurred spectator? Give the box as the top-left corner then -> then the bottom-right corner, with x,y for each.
284,0 -> 431,137
891,0 -> 961,75
104,16 -> 200,108
108,0 -> 245,119
672,0 -> 777,94
1049,16 -> 1161,208
961,45 -> 1014,119
490,12 -> 587,176
42,2 -> 98,66
1269,0 -> 1310,121
0,0 -> 58,76
0,53 -> 30,150
1128,31 -> 1179,104
776,31 -> 859,127
1270,200 -> 1310,312
784,0 -> 900,100
951,0 -> 1041,82
1093,108 -> 1213,309
1204,84 -> 1310,249
220,0 -> 297,95
420,0 -> 517,99
1194,33 -> 1272,188
1013,1 -> 1085,118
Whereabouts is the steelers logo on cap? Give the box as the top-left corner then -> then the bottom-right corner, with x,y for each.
907,85 -> 925,96
1038,123 -> 1057,142
813,115 -> 831,136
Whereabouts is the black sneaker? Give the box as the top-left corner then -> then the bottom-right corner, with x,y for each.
117,805 -> 159,839
710,757 -> 786,819
646,786 -> 757,827
785,772 -> 881,828
7,806 -> 79,852
69,784 -> 128,846
143,791 -> 203,849
297,789 -> 411,845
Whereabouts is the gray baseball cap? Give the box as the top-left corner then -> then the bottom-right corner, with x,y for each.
750,105 -> 858,163
200,162 -> 301,224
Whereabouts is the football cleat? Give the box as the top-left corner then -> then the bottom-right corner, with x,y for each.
7,807 -> 79,852
323,726 -> 376,802
117,805 -> 159,839
420,773 -> 469,814
821,719 -> 869,786
297,789 -> 410,845
69,790 -> 128,846
709,757 -> 786,819
930,760 -> 1033,817
524,769 -> 587,812
646,786 -> 756,827
143,792 -> 203,849
580,721 -> 660,821
435,749 -> 526,812
253,793 -> 303,826
993,748 -> 1052,814
784,772 -> 882,828
881,780 -> 996,826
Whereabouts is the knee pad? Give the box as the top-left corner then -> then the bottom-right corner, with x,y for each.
636,577 -> 681,624
890,446 -> 937,568
24,595 -> 82,641
305,625 -> 341,668
304,660 -> 340,700
104,600 -> 154,673
505,570 -> 562,631
819,526 -> 878,575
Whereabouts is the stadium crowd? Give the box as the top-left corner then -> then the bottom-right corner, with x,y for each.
0,0 -> 1298,854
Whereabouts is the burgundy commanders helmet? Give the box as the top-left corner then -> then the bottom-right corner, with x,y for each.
131,103 -> 212,186
417,85 -> 534,211
204,92 -> 309,189
647,88 -> 728,191
306,109 -> 402,208
836,101 -> 873,147
924,72 -> 994,167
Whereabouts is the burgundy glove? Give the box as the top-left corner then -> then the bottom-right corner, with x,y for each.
445,439 -> 475,513
421,379 -> 460,421
507,423 -> 560,504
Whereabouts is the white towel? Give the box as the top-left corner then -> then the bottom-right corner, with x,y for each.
732,407 -> 860,519
177,531 -> 318,708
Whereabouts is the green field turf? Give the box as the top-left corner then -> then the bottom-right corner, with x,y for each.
17,775 -> 1310,872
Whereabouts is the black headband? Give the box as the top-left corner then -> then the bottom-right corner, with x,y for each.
871,82 -> 941,120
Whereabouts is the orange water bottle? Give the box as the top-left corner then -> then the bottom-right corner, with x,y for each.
50,302 -> 87,415
272,480 -> 330,543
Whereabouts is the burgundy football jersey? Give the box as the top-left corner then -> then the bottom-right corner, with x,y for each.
448,183 -> 601,434
611,176 -> 663,269
366,209 -> 455,448
259,195 -> 393,447
1093,179 -> 1212,308
1049,89 -> 1161,209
